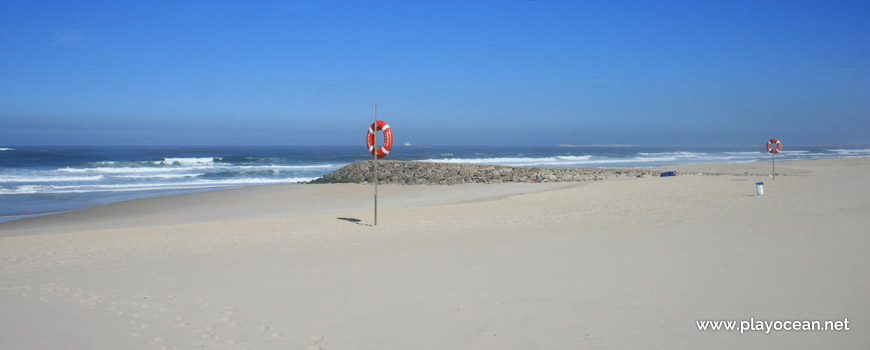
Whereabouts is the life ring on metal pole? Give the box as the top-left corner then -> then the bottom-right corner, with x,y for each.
767,139 -> 782,154
367,120 -> 393,158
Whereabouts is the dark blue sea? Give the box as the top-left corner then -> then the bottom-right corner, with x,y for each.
1,145 -> 868,223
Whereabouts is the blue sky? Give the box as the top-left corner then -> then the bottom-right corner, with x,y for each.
1,0 -> 868,146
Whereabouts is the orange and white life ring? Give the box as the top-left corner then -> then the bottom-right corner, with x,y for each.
366,120 -> 393,158
767,138 -> 782,154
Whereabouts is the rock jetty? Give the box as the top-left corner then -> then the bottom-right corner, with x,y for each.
309,160 -> 662,185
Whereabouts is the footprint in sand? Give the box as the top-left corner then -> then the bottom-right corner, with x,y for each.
308,335 -> 325,349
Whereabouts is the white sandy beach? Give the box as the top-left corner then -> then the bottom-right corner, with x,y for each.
1,158 -> 868,349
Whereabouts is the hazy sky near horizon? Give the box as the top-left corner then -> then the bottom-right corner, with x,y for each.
1,0 -> 868,146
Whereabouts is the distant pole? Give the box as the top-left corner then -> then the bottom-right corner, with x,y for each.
772,153 -> 775,180
373,103 -> 378,226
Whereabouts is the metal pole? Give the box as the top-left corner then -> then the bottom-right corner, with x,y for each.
772,153 -> 775,180
373,104 -> 378,226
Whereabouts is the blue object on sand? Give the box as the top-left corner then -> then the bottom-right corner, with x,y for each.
660,171 -> 676,177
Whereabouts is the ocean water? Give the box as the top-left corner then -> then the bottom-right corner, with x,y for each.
1,145 -> 868,223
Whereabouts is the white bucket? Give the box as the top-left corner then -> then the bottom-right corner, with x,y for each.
755,182 -> 764,195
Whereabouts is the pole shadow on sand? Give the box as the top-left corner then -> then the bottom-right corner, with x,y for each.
337,217 -> 372,226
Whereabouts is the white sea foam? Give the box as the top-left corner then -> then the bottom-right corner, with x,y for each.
418,147 -> 854,168
827,149 -> 870,156
235,164 -> 337,170
48,178 -> 307,189
0,185 -> 43,194
59,167 -> 198,173
0,175 -> 104,183
638,152 -> 707,157
113,173 -> 205,179
57,163 -> 337,174
724,151 -> 765,155
555,155 -> 592,161
158,157 -> 219,166
2,156 -> 338,195
0,177 -> 316,194
0,148 -> 13,151
415,150 -> 796,167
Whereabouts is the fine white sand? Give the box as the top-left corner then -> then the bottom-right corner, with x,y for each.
1,158 -> 868,349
